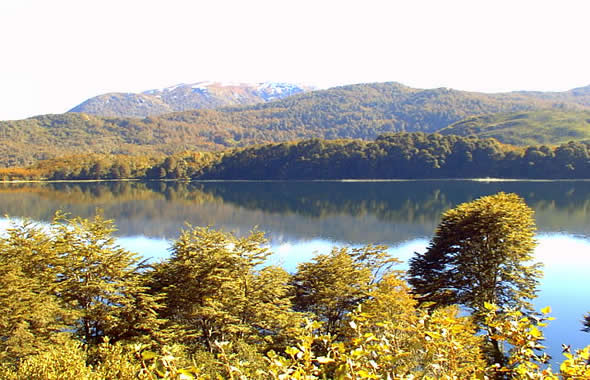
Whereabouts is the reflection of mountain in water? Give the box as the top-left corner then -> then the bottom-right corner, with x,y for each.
1,180 -> 590,244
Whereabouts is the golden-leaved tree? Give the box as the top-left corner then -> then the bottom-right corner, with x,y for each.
51,213 -> 165,345
148,226 -> 303,355
408,192 -> 542,366
0,222 -> 73,362
291,245 -> 398,338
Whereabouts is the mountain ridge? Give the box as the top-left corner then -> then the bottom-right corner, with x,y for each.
69,81 -> 313,117
3,82 -> 590,168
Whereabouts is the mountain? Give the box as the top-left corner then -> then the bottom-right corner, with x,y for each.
511,85 -> 590,107
67,93 -> 173,118
438,110 -> 590,146
0,112 -> 223,168
137,82 -> 590,143
68,82 -> 312,117
3,82 -> 590,168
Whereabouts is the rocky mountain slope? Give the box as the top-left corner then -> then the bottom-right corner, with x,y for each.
68,82 -> 312,117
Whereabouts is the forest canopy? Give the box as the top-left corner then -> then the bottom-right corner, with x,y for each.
6,132 -> 590,181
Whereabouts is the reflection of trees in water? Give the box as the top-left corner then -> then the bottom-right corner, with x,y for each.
193,181 -> 590,234
1,180 -> 590,242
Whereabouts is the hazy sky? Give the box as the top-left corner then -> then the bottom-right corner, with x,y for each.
1,0 -> 589,120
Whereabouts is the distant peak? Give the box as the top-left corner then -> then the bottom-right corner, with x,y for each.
141,81 -> 310,94
570,85 -> 590,95
70,81 -> 313,118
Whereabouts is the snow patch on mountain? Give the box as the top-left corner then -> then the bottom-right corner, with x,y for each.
71,81 -> 314,118
143,81 -> 310,96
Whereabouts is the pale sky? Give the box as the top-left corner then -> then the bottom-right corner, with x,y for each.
1,0 -> 589,120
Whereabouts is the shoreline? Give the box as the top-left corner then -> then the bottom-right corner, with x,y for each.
5,177 -> 590,184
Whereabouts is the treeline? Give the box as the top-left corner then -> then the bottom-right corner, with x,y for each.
1,196 -> 589,378
192,133 -> 590,179
200,133 -> 509,179
9,132 -> 590,181
0,151 -> 219,181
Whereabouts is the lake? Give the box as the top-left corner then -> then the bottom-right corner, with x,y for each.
0,179 -> 589,365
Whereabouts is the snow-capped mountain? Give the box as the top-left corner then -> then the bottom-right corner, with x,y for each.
69,82 -> 314,118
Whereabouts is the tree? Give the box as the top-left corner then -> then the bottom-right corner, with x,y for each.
408,192 -> 542,366
89,160 -> 107,179
51,212 -> 164,345
0,221 -> 73,362
408,192 -> 541,315
269,273 -> 487,379
150,226 -> 301,352
292,245 -> 397,337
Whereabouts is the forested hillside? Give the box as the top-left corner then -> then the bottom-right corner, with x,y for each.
3,82 -> 590,168
0,113 -> 224,167
440,110 -> 590,145
196,133 -> 590,180
6,132 -> 590,181
513,84 -> 590,107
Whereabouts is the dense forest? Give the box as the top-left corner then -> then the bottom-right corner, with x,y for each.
3,82 -> 590,168
0,113 -> 223,168
6,132 -> 590,181
196,133 -> 590,180
0,194 -> 588,378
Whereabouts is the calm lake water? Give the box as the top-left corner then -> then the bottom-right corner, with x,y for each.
1,180 -> 589,365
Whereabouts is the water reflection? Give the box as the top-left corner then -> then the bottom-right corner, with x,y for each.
3,180 -> 590,243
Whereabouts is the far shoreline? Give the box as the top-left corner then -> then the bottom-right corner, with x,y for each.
5,177 -> 590,184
